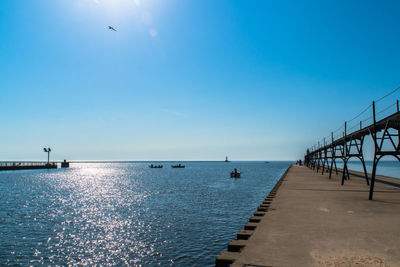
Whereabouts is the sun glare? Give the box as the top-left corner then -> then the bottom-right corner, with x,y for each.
90,0 -> 139,15
75,0 -> 159,37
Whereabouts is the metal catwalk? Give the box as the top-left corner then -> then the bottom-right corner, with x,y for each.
304,87 -> 400,200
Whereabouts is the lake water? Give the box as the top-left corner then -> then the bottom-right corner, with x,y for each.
337,160 -> 400,179
0,161 -> 291,266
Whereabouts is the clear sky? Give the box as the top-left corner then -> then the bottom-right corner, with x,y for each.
0,0 -> 399,161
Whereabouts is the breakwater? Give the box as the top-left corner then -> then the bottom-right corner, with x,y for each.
0,161 -> 57,171
216,165 -> 400,266
215,165 -> 291,266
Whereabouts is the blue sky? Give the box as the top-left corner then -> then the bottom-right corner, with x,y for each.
0,0 -> 399,161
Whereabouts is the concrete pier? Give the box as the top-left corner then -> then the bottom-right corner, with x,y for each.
0,162 -> 57,171
216,165 -> 400,266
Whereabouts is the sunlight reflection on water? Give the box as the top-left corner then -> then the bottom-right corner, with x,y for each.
0,162 -> 291,266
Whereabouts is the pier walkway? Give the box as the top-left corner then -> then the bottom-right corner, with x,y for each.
217,165 -> 400,266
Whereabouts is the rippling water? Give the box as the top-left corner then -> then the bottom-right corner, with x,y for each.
0,161 -> 291,266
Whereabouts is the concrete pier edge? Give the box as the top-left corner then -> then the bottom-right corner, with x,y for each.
215,165 -> 292,267
216,164 -> 400,267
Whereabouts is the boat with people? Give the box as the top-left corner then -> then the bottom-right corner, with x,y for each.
149,164 -> 163,168
171,164 -> 185,168
230,168 -> 241,178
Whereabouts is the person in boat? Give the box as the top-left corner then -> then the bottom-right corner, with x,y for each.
234,168 -> 238,174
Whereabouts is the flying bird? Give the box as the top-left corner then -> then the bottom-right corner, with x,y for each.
108,26 -> 117,31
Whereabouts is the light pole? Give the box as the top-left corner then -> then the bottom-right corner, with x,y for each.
43,147 -> 51,165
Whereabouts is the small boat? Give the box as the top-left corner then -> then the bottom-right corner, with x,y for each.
149,164 -> 163,168
225,156 -> 230,162
171,164 -> 185,168
230,168 -> 241,178
265,161 -> 270,163
230,171 -> 241,178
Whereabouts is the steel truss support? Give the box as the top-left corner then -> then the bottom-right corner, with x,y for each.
305,100 -> 400,200
328,133 -> 338,179
316,142 -> 322,173
341,134 -> 369,186
369,101 -> 400,200
321,138 -> 331,175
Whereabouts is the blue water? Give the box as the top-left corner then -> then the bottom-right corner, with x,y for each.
337,161 -> 400,179
0,161 -> 291,266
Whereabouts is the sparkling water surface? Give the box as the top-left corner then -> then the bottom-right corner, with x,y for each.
0,161 -> 291,266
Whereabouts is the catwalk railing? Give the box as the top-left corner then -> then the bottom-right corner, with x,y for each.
304,86 -> 400,200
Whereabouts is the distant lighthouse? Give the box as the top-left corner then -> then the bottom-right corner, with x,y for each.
225,156 -> 230,162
